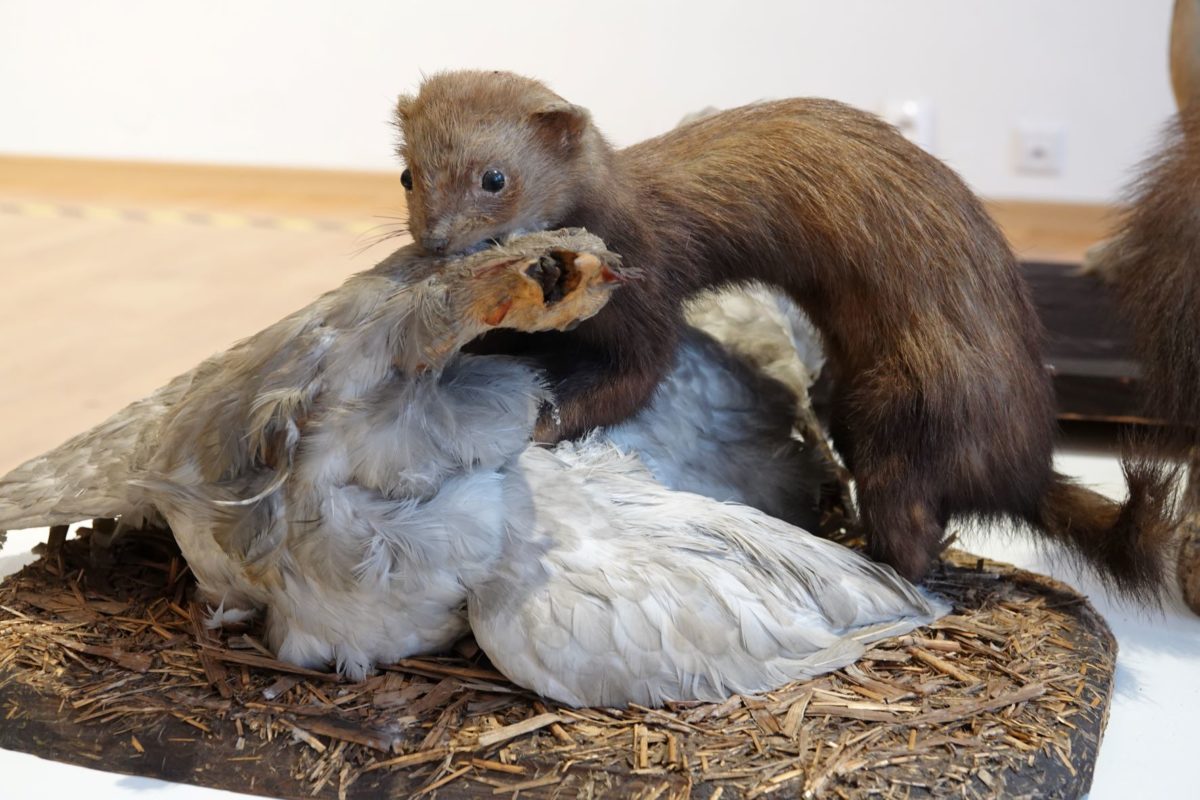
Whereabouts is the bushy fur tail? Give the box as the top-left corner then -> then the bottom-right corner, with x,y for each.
1031,458 -> 1180,602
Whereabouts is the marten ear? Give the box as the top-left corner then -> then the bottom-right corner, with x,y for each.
395,94 -> 416,126
531,102 -> 590,150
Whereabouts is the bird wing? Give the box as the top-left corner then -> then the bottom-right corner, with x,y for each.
604,330 -> 824,528
469,444 -> 947,708
685,285 -> 824,394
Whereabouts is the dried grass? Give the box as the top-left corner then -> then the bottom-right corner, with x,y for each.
0,525 -> 1113,799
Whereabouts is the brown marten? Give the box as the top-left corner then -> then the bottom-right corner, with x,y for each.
394,69 -> 1176,597
1095,105 -> 1200,610
1084,0 -> 1200,610
1096,105 -> 1200,461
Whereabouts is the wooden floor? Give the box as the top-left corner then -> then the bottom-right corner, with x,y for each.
0,155 -> 1114,474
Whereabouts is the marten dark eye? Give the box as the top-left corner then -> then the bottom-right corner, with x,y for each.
400,168 -> 413,191
481,169 -> 506,193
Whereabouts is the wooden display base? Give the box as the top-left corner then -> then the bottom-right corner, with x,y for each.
0,526 -> 1115,799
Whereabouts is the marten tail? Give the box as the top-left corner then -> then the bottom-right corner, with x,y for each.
1029,457 -> 1180,603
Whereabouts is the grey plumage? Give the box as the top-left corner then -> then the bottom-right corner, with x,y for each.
0,376 -> 186,536
475,442 -> 941,707
0,229 -> 945,707
607,284 -> 830,529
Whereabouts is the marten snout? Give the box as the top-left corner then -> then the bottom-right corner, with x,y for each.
422,235 -> 449,255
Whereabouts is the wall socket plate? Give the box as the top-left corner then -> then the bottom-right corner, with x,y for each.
882,98 -> 935,153
1013,123 -> 1065,176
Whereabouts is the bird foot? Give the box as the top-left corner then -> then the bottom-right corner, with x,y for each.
469,237 -> 626,335
402,232 -> 626,375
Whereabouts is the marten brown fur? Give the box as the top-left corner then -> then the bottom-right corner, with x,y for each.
1083,0 -> 1200,611
394,70 -> 1176,597
1090,103 -> 1200,610
1101,106 -> 1200,459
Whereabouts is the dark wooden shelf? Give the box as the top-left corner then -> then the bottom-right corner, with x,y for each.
1022,261 -> 1147,423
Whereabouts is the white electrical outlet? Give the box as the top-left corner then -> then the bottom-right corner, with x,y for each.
883,99 -> 935,153
1014,124 -> 1065,175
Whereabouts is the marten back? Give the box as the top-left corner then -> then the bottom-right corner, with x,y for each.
616,100 -> 1058,521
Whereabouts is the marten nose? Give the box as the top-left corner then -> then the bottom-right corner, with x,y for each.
422,235 -> 449,255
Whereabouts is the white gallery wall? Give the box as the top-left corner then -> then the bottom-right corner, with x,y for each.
0,0 -> 1176,202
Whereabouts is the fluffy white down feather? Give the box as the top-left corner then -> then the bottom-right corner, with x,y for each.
0,233 -> 946,706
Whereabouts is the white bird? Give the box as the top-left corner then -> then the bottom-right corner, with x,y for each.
0,229 -> 945,707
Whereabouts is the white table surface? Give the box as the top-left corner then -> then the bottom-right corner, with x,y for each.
1,446 -> 1197,799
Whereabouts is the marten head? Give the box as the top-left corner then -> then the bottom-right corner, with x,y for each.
395,71 -> 596,256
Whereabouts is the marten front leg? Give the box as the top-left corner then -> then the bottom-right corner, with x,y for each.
482,281 -> 683,443
542,293 -> 681,441
533,350 -> 671,442
464,316 -> 677,443
834,368 -> 950,580
857,473 -> 947,582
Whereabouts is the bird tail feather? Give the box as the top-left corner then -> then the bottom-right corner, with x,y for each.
0,388 -> 179,537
